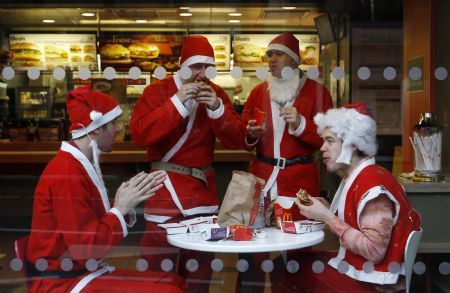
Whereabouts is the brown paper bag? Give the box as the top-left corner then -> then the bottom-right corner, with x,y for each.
217,170 -> 266,227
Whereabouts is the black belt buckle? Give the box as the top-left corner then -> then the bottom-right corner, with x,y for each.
277,157 -> 286,169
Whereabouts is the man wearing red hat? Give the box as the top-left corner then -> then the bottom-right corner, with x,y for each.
130,35 -> 245,291
26,85 -> 185,292
271,103 -> 421,292
241,33 -> 333,289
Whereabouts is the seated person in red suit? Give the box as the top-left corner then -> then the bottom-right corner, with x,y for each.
271,103 -> 421,292
26,86 -> 185,293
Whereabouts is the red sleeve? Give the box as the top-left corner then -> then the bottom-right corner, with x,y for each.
130,82 -> 186,148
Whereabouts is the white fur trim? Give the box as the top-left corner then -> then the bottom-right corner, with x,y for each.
314,107 -> 378,159
206,98 -> 224,119
171,95 -> 189,118
181,55 -> 215,68
356,186 -> 400,228
288,115 -> 305,137
71,105 -> 122,139
267,44 -> 300,64
109,207 -> 128,238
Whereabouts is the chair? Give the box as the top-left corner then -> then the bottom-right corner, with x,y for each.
404,228 -> 423,293
14,236 -> 32,289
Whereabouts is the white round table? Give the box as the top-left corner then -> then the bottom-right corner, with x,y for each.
167,227 -> 324,253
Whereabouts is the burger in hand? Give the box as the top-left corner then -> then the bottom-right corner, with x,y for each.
128,43 -> 159,60
10,42 -> 42,66
100,44 -> 132,64
296,189 -> 313,206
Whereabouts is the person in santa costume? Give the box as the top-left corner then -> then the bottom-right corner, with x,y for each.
240,32 -> 333,290
26,85 -> 185,293
270,103 -> 421,292
130,35 -> 246,291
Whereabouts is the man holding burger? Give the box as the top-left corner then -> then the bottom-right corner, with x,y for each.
130,35 -> 246,292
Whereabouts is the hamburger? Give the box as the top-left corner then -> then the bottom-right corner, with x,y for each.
213,45 -> 226,52
45,45 -> 68,62
100,44 -> 132,64
70,55 -> 82,62
70,44 -> 82,53
83,44 -> 96,54
233,43 -> 265,67
10,42 -> 42,66
83,54 -> 96,63
128,43 -> 159,59
296,189 -> 313,206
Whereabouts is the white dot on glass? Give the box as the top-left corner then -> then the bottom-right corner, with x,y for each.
103,67 -> 116,80
27,67 -> 40,80
2,67 -> 15,80
413,261 -> 426,275
363,261 -> 374,273
383,67 -> 396,80
186,259 -> 199,272
10,258 -> 23,271
154,66 -> 167,80
180,67 -> 192,80
261,260 -> 274,273
236,259 -> 249,272
79,67 -> 91,80
211,258 -> 224,272
439,262 -> 450,275
306,67 -> 320,80
281,66 -> 294,80
337,261 -> 349,274
61,258 -> 73,271
230,67 -> 243,79
357,67 -> 371,80
136,258 -> 148,272
409,66 -> 422,81
255,67 -> 268,80
205,66 -> 217,80
388,262 -> 401,274
36,258 -> 48,271
129,66 -> 141,80
287,260 -> 299,273
53,67 -> 65,80
312,260 -> 324,274
161,258 -> 174,272
435,67 -> 448,81
332,67 -> 345,80
86,259 -> 98,272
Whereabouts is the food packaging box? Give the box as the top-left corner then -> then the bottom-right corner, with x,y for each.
281,220 -> 325,234
157,223 -> 188,235
201,226 -> 229,241
180,215 -> 217,226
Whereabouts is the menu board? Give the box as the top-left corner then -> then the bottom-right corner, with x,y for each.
98,33 -> 183,72
201,34 -> 230,71
232,34 -> 320,70
9,33 -> 97,70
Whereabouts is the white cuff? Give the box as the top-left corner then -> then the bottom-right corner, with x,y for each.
245,135 -> 259,147
109,207 -> 128,238
288,115 -> 306,137
206,98 -> 224,119
171,95 -> 189,119
127,208 -> 137,227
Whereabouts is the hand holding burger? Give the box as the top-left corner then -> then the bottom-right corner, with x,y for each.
296,189 -> 334,223
194,81 -> 220,111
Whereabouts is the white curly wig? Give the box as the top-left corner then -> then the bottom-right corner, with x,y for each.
314,103 -> 378,164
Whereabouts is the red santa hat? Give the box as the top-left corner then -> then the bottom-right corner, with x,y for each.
67,85 -> 122,139
179,35 -> 215,68
314,102 -> 378,164
266,33 -> 301,65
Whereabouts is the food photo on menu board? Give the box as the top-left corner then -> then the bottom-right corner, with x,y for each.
98,33 -> 183,72
232,34 -> 320,70
9,33 -> 97,70
201,34 -> 230,71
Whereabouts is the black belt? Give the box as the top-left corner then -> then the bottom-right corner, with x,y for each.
26,261 -> 87,279
257,154 -> 313,169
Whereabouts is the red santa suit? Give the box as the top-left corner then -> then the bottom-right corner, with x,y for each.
242,73 -> 333,221
26,142 -> 184,293
130,73 -> 245,289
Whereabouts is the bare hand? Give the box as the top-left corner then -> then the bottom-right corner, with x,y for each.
176,83 -> 199,104
296,196 -> 334,223
196,84 -> 220,110
279,107 -> 302,129
246,119 -> 265,143
113,170 -> 167,216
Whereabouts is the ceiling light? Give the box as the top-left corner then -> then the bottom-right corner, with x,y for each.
180,7 -> 190,10
228,12 -> 242,16
135,19 -> 148,23
81,12 -> 95,17
228,19 -> 240,23
42,19 -> 55,23
282,7 -> 297,10
179,12 -> 192,17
